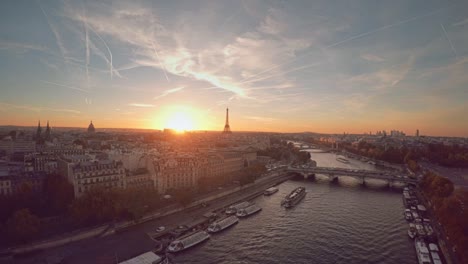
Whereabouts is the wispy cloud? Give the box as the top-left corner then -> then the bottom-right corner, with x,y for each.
41,80 -> 91,93
38,1 -> 69,66
128,103 -> 155,108
245,116 -> 277,122
361,54 -> 385,62
0,41 -> 49,53
0,102 -> 80,114
452,18 -> 468,27
440,24 -> 458,59
154,86 -> 185,100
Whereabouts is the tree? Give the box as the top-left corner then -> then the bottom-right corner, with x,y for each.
43,174 -> 74,215
6,209 -> 41,244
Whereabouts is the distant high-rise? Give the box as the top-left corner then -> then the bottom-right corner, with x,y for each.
416,129 -> 419,137
223,108 -> 232,134
87,120 -> 96,133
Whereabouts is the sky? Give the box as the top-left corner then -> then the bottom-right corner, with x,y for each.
0,0 -> 467,136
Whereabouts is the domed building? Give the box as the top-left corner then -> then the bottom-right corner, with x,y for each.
87,121 -> 96,133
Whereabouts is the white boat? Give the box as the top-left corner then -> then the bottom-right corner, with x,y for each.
236,204 -> 262,218
414,238 -> 432,264
119,251 -> 169,264
408,223 -> 417,239
225,201 -> 252,215
415,223 -> 426,237
281,187 -> 306,208
336,155 -> 350,163
404,209 -> 413,221
428,243 -> 442,264
167,231 -> 210,253
264,187 -> 279,196
424,223 -> 434,236
207,216 -> 239,233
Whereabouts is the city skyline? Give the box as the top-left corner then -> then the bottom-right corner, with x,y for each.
1,0 -> 468,136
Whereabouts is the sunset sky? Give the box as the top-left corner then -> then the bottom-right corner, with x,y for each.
1,0 -> 467,136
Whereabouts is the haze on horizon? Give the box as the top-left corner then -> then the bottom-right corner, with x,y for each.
0,0 -> 467,137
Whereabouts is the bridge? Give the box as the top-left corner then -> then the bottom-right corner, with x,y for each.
286,166 -> 417,187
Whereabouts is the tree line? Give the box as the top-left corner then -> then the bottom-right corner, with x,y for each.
419,172 -> 468,263
305,138 -> 468,168
0,174 -> 163,246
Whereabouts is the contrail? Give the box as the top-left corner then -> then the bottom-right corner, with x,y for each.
239,61 -> 323,85
151,41 -> 170,82
88,25 -> 120,79
242,5 -> 452,82
85,24 -> 90,83
81,1 -> 90,86
440,23 -> 458,59
38,1 -> 69,66
41,80 -> 90,93
326,6 -> 450,49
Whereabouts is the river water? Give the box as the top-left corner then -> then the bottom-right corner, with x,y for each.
174,151 -> 416,264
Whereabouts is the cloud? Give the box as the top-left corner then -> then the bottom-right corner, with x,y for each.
245,116 -> 277,122
361,54 -> 385,62
0,102 -> 80,114
38,1 -> 69,65
41,80 -> 91,93
64,2 -> 313,99
154,86 -> 185,100
0,41 -> 49,53
257,8 -> 286,35
128,103 -> 155,108
345,55 -> 414,90
453,18 -> 468,27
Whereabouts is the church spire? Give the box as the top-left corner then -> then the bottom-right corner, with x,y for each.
44,120 -> 51,141
36,120 -> 43,142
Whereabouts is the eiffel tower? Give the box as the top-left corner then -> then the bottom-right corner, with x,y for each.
223,108 -> 232,134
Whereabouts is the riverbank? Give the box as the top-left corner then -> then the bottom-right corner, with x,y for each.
6,170 -> 291,259
415,189 -> 459,264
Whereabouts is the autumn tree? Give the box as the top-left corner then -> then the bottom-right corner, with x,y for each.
6,209 -> 41,244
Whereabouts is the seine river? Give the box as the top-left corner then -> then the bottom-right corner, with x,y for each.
174,151 -> 417,264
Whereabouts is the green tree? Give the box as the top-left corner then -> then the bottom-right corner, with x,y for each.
6,209 -> 41,244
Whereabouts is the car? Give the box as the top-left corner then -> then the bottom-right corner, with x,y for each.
156,226 -> 165,232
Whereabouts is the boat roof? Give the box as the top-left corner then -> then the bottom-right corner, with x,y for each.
431,252 -> 442,264
428,243 -> 439,251
415,240 -> 429,253
417,205 -> 427,211
119,252 -> 162,264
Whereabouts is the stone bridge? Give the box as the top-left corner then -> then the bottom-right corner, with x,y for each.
287,166 -> 417,187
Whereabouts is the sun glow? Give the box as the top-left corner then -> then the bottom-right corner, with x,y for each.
166,111 -> 194,132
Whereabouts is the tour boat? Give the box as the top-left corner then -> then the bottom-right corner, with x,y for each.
167,231 -> 210,253
336,155 -> 350,163
236,204 -> 262,218
404,209 -> 413,221
207,216 -> 239,233
225,201 -> 252,215
408,223 -> 417,239
118,251 -> 170,264
281,187 -> 306,208
414,238 -> 432,264
264,187 -> 279,196
415,223 -> 426,237
424,223 -> 434,237
428,243 -> 442,264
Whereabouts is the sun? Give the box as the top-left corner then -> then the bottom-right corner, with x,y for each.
165,111 -> 194,132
